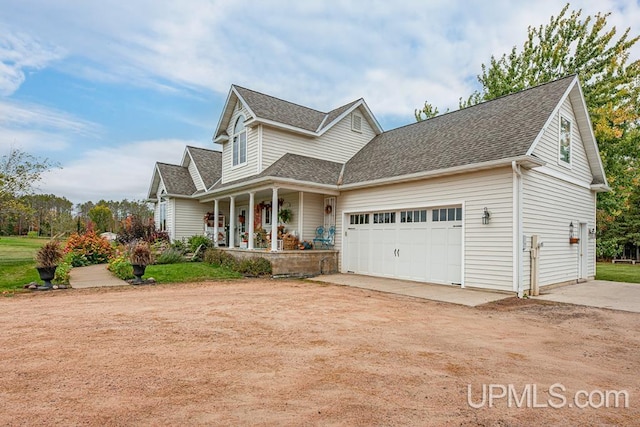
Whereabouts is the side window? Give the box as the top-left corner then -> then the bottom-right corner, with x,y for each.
559,115 -> 571,165
232,115 -> 247,166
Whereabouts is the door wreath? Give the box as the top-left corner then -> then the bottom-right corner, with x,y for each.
325,205 -> 332,215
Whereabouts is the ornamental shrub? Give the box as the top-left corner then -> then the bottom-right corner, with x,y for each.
64,231 -> 114,266
236,257 -> 272,277
54,253 -> 73,285
203,248 -> 237,269
155,248 -> 185,264
187,235 -> 213,253
108,253 -> 133,280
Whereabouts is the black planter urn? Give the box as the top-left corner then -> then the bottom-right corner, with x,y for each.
36,266 -> 57,289
132,264 -> 146,284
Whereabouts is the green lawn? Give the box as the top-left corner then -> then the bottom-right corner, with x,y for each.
144,262 -> 242,283
0,236 -> 48,290
596,261 -> 640,283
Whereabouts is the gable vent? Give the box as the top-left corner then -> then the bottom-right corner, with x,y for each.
351,113 -> 362,132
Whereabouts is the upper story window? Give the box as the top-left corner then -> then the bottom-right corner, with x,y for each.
232,115 -> 247,166
559,115 -> 571,166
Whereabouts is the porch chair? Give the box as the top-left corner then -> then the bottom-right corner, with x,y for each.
313,226 -> 335,249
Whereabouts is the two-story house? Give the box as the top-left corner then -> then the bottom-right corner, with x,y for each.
147,75 -> 608,295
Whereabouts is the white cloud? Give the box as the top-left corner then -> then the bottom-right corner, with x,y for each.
1,0 -> 638,116
38,139 -> 212,203
0,28 -> 65,96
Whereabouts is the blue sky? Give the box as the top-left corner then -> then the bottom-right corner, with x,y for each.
1,0 -> 639,205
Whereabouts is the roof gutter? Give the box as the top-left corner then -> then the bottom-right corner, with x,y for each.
198,176 -> 340,202
590,183 -> 611,193
339,155 -> 544,191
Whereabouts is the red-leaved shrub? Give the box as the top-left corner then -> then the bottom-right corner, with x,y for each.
65,231 -> 114,266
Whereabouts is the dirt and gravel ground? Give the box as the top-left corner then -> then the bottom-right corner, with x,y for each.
1,279 -> 638,426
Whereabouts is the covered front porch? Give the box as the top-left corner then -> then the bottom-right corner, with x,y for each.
199,181 -> 338,253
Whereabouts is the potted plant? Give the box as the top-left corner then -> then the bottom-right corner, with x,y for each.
129,241 -> 152,284
278,208 -> 292,224
35,240 -> 64,290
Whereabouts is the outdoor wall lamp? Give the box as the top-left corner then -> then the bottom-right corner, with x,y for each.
569,221 -> 579,244
482,207 -> 491,225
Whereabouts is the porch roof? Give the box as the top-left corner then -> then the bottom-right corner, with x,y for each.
206,153 -> 343,195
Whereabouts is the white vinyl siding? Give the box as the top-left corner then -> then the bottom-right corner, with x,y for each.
532,97 -> 593,183
301,193 -> 324,242
173,199 -> 211,242
222,105 -> 258,183
522,168 -> 596,288
261,107 -> 377,171
338,167 -> 514,292
187,157 -> 205,191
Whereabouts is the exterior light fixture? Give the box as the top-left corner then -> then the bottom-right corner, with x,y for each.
482,207 -> 491,225
569,221 -> 579,244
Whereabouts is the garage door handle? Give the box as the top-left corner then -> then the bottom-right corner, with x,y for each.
394,249 -> 397,257
397,249 -> 400,257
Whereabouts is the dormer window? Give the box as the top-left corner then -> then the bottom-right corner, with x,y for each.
232,115 -> 247,166
559,115 -> 571,166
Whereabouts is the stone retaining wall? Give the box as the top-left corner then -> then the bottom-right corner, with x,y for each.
225,249 -> 338,277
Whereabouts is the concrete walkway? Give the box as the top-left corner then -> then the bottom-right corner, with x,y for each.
535,280 -> 640,313
310,274 -> 511,307
69,264 -> 130,289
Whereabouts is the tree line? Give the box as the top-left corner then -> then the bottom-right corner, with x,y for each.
0,148 -> 152,237
415,3 -> 640,259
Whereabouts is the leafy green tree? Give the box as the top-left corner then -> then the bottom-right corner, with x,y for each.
88,204 -> 113,233
416,3 -> 640,257
0,148 -> 58,235
415,101 -> 444,121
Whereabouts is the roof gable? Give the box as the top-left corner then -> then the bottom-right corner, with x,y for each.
183,146 -> 222,190
155,163 -> 197,196
343,75 -> 577,185
214,85 -> 382,141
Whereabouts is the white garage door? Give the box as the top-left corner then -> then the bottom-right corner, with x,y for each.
345,206 -> 462,285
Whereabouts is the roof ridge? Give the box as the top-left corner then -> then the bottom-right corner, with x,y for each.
388,74 -> 577,133
233,84 -> 327,114
156,161 -> 185,168
186,145 -> 222,153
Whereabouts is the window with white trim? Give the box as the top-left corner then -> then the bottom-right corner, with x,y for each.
373,212 -> 396,224
158,196 -> 167,231
232,115 -> 247,166
559,115 -> 571,165
400,209 -> 427,223
432,207 -> 462,222
350,214 -> 369,225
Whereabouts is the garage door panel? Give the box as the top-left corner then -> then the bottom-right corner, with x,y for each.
346,206 -> 462,285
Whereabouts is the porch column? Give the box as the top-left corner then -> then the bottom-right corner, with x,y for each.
229,196 -> 235,248
271,187 -> 279,252
248,192 -> 255,250
213,199 -> 219,247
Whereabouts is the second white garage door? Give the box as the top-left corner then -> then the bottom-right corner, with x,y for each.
345,206 -> 462,285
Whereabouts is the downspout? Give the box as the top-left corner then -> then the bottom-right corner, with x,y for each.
512,161 -> 524,298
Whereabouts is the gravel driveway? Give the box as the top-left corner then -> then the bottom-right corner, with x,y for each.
1,279 -> 638,425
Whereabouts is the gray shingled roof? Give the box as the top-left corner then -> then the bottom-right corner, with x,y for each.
157,163 -> 196,196
320,99 -> 361,131
234,85 -> 362,133
212,153 -> 343,191
187,146 -> 222,189
235,86 -> 325,132
342,75 -> 575,184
